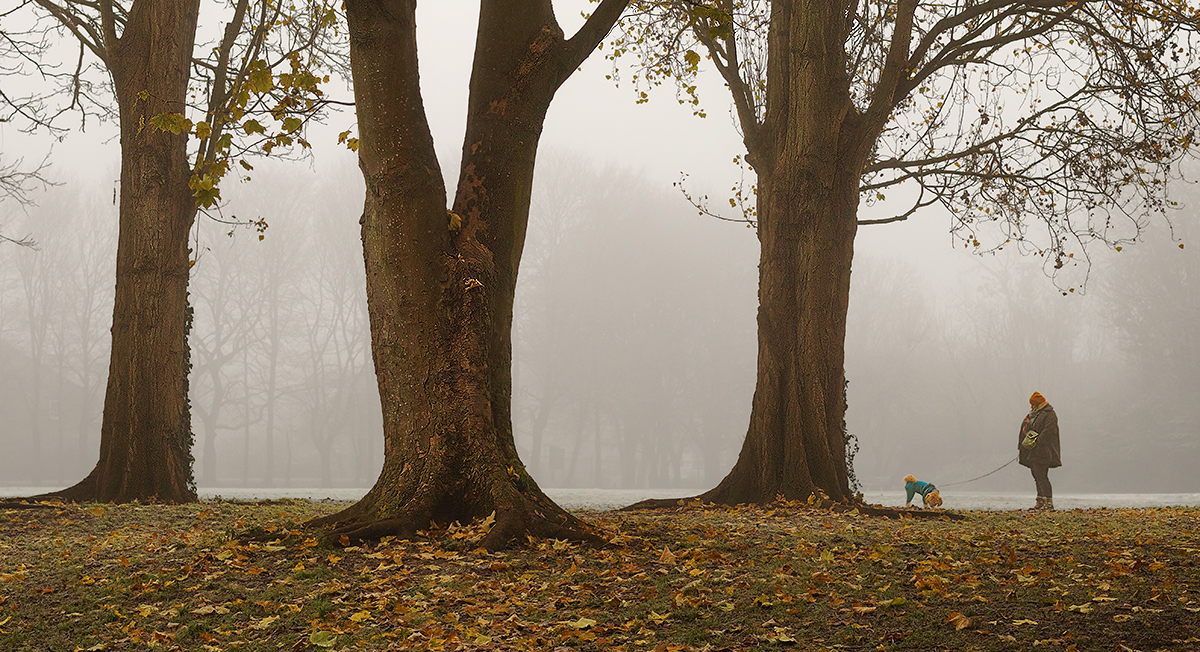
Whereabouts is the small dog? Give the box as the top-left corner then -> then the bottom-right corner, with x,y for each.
904,474 -> 943,509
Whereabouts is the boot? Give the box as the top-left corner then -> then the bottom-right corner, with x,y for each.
1029,496 -> 1044,511
1041,497 -> 1054,511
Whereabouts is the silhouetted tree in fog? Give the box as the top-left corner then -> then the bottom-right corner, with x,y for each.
514,152 -> 758,490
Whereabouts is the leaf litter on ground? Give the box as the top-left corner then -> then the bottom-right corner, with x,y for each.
0,497 -> 1198,651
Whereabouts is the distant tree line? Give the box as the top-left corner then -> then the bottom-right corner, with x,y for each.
5,156 -> 1197,494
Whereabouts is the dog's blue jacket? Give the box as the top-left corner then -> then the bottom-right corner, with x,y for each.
905,480 -> 937,505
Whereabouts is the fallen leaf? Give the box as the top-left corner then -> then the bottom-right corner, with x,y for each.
349,610 -> 371,622
659,546 -> 676,565
1013,619 -> 1038,625
568,617 -> 597,629
310,630 -> 337,648
946,611 -> 971,630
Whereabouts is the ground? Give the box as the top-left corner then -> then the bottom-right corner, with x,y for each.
0,499 -> 1197,651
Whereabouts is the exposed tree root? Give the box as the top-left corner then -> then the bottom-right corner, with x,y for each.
621,497 -> 709,511
0,501 -> 61,510
622,495 -> 966,521
17,470 -> 195,505
29,480 -> 95,504
306,486 -> 605,551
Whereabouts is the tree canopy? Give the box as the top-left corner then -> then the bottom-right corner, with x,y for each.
616,0 -> 1200,289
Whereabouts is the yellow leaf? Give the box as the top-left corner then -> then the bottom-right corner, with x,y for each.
946,611 -> 971,630
90,507 -> 105,516
1013,619 -> 1038,625
474,635 -> 492,645
1113,614 -> 1132,622
349,610 -> 371,622
252,615 -> 279,629
309,630 -> 337,648
247,65 -> 273,94
1067,604 -> 1093,613
568,617 -> 597,629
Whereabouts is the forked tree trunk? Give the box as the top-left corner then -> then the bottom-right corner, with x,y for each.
699,0 -> 861,505
44,0 -> 201,504
309,0 -> 627,550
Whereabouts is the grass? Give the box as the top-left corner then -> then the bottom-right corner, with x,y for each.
1,498 -> 1198,651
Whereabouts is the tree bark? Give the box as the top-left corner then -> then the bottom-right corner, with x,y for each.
42,0 -> 201,504
308,0 -> 627,550
699,0 -> 861,505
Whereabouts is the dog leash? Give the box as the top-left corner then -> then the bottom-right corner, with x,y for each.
939,456 -> 1020,487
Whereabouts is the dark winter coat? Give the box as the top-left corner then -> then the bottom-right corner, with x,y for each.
1018,403 -> 1061,468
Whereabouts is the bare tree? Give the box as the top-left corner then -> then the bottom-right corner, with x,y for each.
0,157 -> 50,247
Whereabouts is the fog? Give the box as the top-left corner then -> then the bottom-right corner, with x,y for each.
2,1 -> 1198,496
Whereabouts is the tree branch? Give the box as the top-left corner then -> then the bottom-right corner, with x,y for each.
561,0 -> 631,80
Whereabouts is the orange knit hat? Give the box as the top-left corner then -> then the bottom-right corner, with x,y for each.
1029,391 -> 1046,407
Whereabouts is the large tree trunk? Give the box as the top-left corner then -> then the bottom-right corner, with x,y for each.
700,0 -> 860,505
45,0 -> 201,504
308,0 -> 626,550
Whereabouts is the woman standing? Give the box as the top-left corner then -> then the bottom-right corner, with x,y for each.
1019,392 -> 1062,511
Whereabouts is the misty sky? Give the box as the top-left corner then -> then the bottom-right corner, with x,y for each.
3,1 -> 1199,497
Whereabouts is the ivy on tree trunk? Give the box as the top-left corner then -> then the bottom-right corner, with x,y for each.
44,0 -> 202,504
